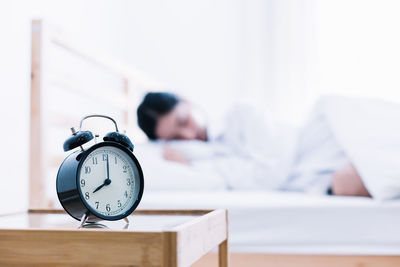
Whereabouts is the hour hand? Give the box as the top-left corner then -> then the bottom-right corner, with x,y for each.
92,183 -> 106,193
92,178 -> 111,193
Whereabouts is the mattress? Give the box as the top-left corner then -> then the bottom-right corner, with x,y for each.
139,190 -> 400,254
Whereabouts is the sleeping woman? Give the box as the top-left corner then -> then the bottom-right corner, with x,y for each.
137,92 -> 371,197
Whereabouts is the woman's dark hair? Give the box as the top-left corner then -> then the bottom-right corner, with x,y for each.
137,92 -> 180,139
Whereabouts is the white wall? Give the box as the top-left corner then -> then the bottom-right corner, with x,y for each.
263,0 -> 318,124
121,0 -> 318,124
315,0 -> 400,103
123,0 -> 246,117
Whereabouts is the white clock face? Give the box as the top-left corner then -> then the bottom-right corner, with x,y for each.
78,146 -> 141,218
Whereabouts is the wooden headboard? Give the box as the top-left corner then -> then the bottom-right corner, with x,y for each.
29,20 -> 161,209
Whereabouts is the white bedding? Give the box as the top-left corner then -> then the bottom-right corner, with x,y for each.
139,191 -> 400,254
323,96 -> 400,200
134,142 -> 227,191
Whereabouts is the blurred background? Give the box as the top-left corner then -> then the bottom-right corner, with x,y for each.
1,0 -> 400,212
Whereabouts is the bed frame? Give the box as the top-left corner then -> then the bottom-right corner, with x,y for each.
29,19 -> 162,210
29,20 -> 400,267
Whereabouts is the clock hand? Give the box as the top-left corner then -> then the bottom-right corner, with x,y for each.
92,178 -> 111,193
92,182 -> 106,193
93,154 -> 112,194
106,154 -> 110,180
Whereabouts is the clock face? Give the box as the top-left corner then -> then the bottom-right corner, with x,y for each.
78,145 -> 142,219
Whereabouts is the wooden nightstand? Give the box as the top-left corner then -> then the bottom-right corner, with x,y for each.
0,209 -> 228,266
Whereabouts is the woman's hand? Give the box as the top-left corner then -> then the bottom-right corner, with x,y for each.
163,146 -> 191,165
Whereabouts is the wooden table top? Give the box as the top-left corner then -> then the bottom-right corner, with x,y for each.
0,209 -> 207,232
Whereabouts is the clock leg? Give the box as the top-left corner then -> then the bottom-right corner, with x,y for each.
122,217 -> 130,229
78,213 -> 89,229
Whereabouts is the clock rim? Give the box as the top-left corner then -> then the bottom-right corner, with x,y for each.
76,141 -> 144,221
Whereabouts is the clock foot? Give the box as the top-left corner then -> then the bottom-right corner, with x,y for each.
122,217 -> 130,229
78,213 -> 89,229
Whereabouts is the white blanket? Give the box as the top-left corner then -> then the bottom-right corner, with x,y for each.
323,96 -> 400,200
282,97 -> 351,194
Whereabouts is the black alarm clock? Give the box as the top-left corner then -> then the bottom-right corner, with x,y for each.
56,115 -> 144,225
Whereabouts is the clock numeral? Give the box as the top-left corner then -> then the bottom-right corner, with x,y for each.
117,200 -> 121,208
85,192 -> 90,200
95,201 -> 99,209
102,154 -> 108,161
124,190 -> 128,198
106,204 -> 111,212
123,166 -> 128,173
114,156 -> 117,164
85,166 -> 91,174
80,179 -> 85,187
92,157 -> 98,165
127,178 -> 131,186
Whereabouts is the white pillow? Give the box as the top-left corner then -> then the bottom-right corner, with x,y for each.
133,142 -> 227,191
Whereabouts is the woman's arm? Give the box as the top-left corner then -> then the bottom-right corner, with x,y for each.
162,146 -> 191,165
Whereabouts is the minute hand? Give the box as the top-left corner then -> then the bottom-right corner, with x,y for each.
106,155 -> 110,179
92,155 -> 111,194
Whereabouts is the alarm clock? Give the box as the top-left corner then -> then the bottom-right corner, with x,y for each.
56,115 -> 144,224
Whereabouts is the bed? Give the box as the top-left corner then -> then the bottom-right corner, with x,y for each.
29,20 -> 400,266
129,137 -> 400,266
141,191 -> 400,254
139,189 -> 400,266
